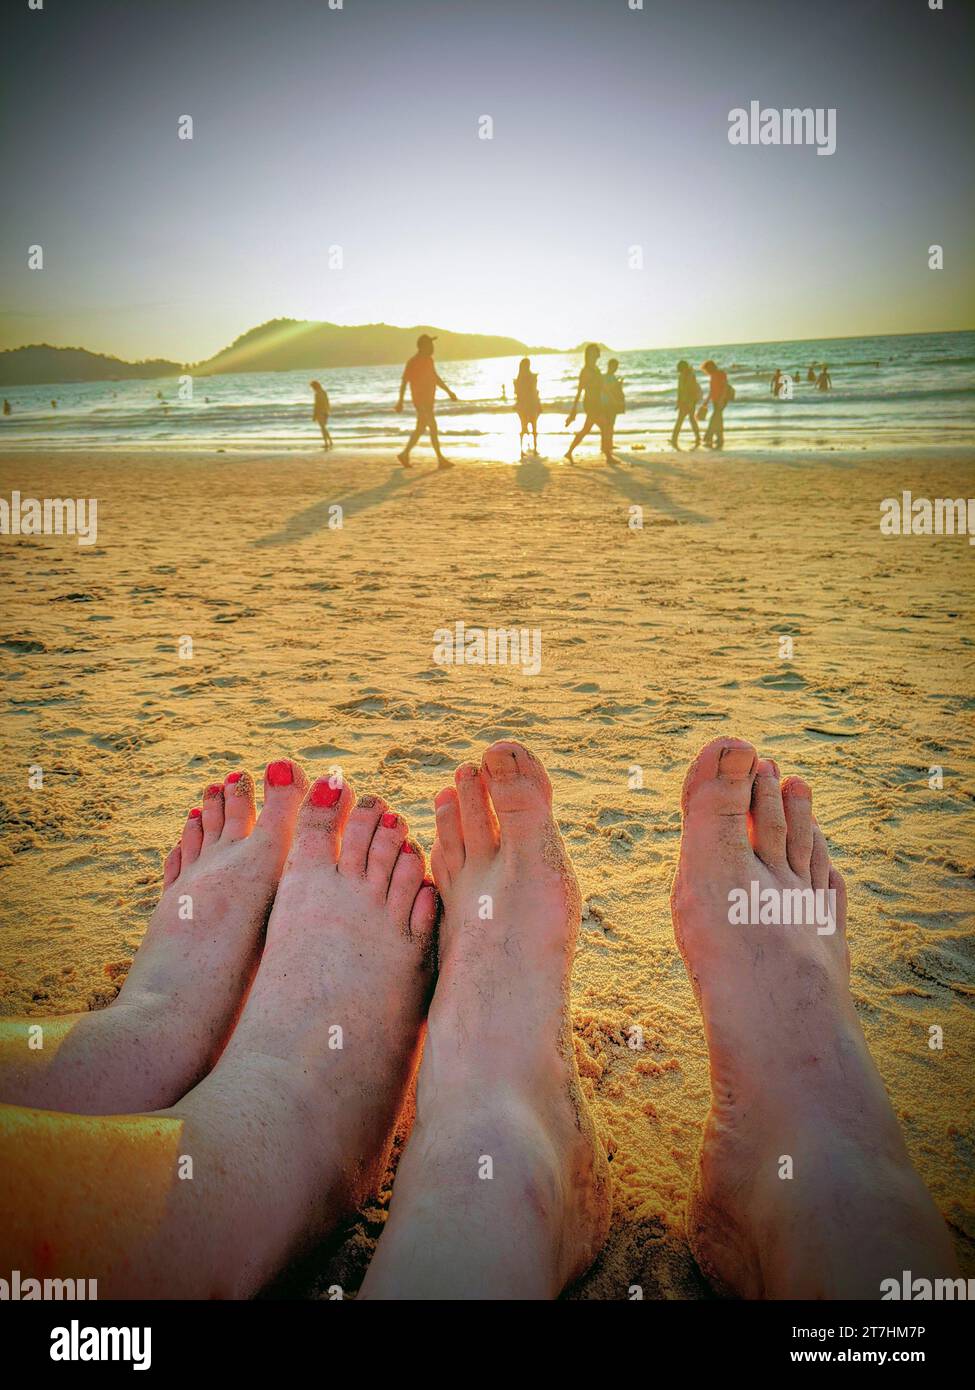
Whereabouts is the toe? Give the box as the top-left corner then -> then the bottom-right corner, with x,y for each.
748,758 -> 787,869
480,739 -> 553,828
387,838 -> 426,922
337,793 -> 388,877
782,776 -> 814,880
432,787 -> 464,884
811,820 -> 831,892
365,810 -> 409,892
290,776 -> 354,865
162,843 -> 182,888
221,770 -> 256,842
200,782 -> 225,847
408,879 -> 440,952
680,737 -> 757,855
254,757 -> 309,856
453,762 -> 500,860
180,807 -> 203,864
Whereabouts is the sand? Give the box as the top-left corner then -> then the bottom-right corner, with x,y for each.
0,443 -> 973,1298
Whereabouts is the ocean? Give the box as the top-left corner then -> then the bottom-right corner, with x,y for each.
1,330 -> 973,456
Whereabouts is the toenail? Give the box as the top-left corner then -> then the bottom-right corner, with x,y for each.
310,780 -> 342,809
381,812 -> 399,829
225,771 -> 242,785
204,783 -> 222,798
400,840 -> 416,854
422,877 -> 435,888
188,808 -> 202,819
266,760 -> 294,787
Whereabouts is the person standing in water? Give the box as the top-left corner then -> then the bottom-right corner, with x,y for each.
771,368 -> 784,398
565,344 -> 606,462
807,364 -> 818,383
701,359 -> 733,450
395,333 -> 457,470
513,358 -> 541,457
817,363 -> 833,392
310,380 -> 333,450
600,358 -> 625,462
670,360 -> 701,447
2,399 -> 11,416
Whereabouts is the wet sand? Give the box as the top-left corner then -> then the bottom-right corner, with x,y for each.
0,444 -> 972,1297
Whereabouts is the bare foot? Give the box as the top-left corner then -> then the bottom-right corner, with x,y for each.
361,740 -> 610,1300
8,774 -> 441,1298
672,737 -> 958,1299
0,762 -> 307,1114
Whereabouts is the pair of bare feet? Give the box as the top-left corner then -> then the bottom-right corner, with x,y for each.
0,739 -> 957,1299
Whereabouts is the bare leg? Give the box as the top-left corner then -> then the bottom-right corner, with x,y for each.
0,766 -> 305,1114
429,414 -> 452,468
0,777 -> 436,1298
672,738 -> 959,1299
361,742 -> 610,1300
565,416 -> 595,461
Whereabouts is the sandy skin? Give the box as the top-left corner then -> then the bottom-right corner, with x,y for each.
0,739 -> 959,1300
671,737 -> 959,1299
0,764 -> 438,1297
362,740 -> 612,1299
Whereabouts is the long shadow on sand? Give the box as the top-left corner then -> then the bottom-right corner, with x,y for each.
516,455 -> 550,493
252,468 -> 417,546
603,457 -> 711,525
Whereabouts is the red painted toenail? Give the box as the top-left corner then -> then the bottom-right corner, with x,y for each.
266,760 -> 294,787
310,781 -> 342,808
400,841 -> 416,854
205,783 -> 222,797
381,812 -> 398,829
189,808 -> 202,819
225,772 -> 242,785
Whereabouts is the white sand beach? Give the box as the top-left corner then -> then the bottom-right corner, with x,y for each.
0,444 -> 972,1297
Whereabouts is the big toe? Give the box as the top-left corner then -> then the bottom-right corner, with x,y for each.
481,739 -> 553,833
289,775 -> 355,866
252,758 -> 310,870
680,736 -> 757,857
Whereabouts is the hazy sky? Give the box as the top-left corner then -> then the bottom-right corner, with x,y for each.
3,0 -> 973,360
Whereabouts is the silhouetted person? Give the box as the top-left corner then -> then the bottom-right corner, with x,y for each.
771,368 -> 784,398
807,364 -> 818,383
601,358 -> 625,462
565,344 -> 605,462
51,400 -> 57,409
396,333 -> 457,470
701,360 -> 732,449
670,360 -> 701,448
514,358 -> 541,457
817,363 -> 832,392
2,399 -> 10,416
310,380 -> 333,450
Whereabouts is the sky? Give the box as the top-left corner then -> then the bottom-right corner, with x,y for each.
2,0 -> 973,362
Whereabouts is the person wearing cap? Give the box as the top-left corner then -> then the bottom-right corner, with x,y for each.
395,333 -> 458,469
701,359 -> 732,450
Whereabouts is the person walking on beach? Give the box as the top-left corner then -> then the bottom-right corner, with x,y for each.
395,333 -> 457,470
601,358 -> 625,462
514,358 -> 541,457
310,380 -> 333,450
670,360 -> 701,447
701,359 -> 733,450
565,344 -> 606,462
817,363 -> 832,392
